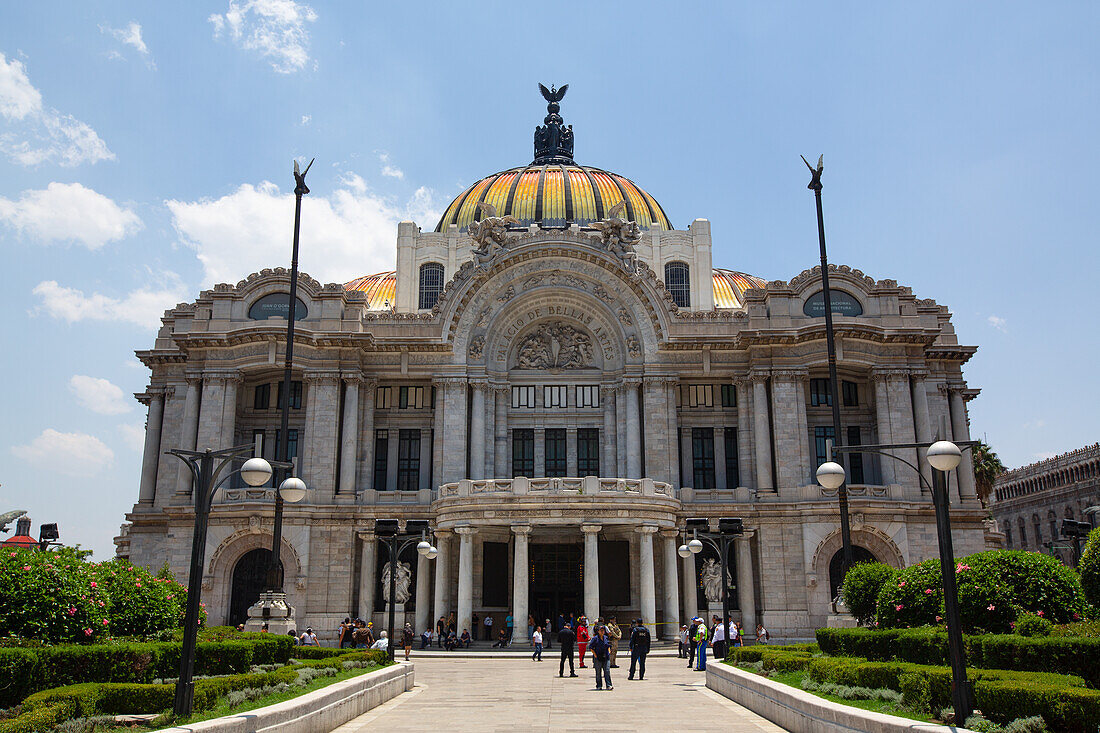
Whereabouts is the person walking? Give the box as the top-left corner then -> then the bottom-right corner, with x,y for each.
557,622 -> 577,677
483,613 -> 494,641
590,625 -> 613,690
531,626 -> 543,661
576,617 -> 590,669
402,623 -> 415,661
693,617 -> 709,671
756,623 -> 770,644
606,617 -> 622,668
627,619 -> 651,681
686,618 -> 699,669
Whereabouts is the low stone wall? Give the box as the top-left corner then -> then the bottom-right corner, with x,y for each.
162,662 -> 413,733
706,662 -> 972,733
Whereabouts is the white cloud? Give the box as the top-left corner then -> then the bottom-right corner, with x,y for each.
0,182 -> 142,249
11,429 -> 114,477
987,315 -> 1008,333
0,52 -> 114,167
69,375 -> 132,415
166,175 -> 440,285
118,423 -> 146,452
209,0 -> 318,74
101,22 -> 154,67
378,152 -> 404,179
300,114 -> 310,126
31,275 -> 188,330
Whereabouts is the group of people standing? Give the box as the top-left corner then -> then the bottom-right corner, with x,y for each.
545,615 -> 652,690
678,616 -> 768,671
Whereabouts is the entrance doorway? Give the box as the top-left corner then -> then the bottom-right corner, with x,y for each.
530,543 -> 582,632
228,549 -> 283,627
828,545 -> 876,601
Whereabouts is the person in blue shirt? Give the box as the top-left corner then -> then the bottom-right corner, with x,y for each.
589,625 -> 614,690
505,613 -> 514,644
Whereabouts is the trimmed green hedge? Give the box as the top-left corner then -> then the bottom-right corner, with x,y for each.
0,635 -> 294,707
815,627 -> 1100,686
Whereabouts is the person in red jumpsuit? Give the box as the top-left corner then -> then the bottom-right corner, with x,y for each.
576,616 -> 590,668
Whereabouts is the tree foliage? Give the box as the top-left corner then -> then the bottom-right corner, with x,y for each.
841,562 -> 897,625
1078,527 -> 1100,612
972,440 -> 1005,507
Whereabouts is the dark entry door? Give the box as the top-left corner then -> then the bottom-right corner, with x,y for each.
529,543 -> 582,632
229,549 -> 283,627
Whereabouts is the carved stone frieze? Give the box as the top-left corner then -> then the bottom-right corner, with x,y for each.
514,322 -> 594,370
496,286 -> 516,303
617,306 -> 633,326
626,335 -> 641,359
468,334 -> 486,360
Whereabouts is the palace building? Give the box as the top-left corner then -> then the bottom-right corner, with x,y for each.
116,88 -> 991,641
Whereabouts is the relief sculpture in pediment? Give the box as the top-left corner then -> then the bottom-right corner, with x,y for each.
514,322 -> 594,369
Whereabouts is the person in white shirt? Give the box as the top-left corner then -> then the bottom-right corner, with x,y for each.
711,617 -> 727,660
299,627 -> 319,647
531,626 -> 544,661
483,614 -> 494,641
371,630 -> 389,651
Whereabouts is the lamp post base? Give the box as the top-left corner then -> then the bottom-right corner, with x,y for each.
244,591 -> 297,635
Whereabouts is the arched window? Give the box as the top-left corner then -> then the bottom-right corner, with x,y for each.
418,262 -> 444,310
664,261 -> 691,308
1005,525 -> 1013,548
1017,517 -> 1027,548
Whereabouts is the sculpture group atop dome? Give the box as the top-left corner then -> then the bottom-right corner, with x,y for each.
533,83 -> 574,164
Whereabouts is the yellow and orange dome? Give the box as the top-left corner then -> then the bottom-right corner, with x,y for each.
435,164 -> 672,232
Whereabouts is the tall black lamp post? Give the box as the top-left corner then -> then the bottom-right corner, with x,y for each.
680,517 -> 744,656
802,154 -> 854,576
818,438 -> 976,723
373,519 -> 436,662
267,158 -> 314,593
167,445 -> 286,717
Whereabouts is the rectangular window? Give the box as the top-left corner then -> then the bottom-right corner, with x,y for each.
814,426 -> 835,469
544,385 -> 568,408
397,429 -> 420,490
576,385 -> 600,408
683,384 -> 714,408
273,428 -> 299,460
692,427 -> 716,489
253,383 -> 270,410
277,380 -> 303,410
842,380 -> 859,407
511,385 -> 535,408
578,428 -> 600,476
545,428 -> 567,477
373,429 -> 389,490
847,425 -> 865,484
512,429 -> 534,477
375,386 -> 392,410
481,542 -> 509,607
721,384 -> 737,408
724,427 -> 739,488
810,379 -> 832,407
399,386 -> 425,409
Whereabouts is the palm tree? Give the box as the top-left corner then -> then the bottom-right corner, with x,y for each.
972,440 -> 1005,508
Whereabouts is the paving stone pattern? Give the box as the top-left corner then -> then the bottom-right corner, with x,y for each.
335,656 -> 785,732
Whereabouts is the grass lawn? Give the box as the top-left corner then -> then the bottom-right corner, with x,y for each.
738,665 -> 936,725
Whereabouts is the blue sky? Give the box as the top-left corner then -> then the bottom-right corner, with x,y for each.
1,2 -> 1097,558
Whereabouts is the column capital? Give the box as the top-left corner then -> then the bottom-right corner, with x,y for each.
469,380 -> 489,394
870,367 -> 910,383
634,525 -> 659,535
433,376 -> 468,387
643,375 -> 679,387
746,370 -> 770,384
619,377 -> 642,389
735,529 -> 756,541
510,524 -> 533,535
660,529 -> 681,540
184,370 -> 204,385
771,368 -> 810,382
356,531 -> 376,541
304,370 -> 342,384
454,526 -> 478,537
433,528 -> 452,540
489,381 -> 510,395
909,368 -> 930,380
202,369 -> 241,384
580,524 -> 602,534
341,372 -> 365,385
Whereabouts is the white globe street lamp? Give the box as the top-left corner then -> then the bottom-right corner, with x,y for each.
278,476 -> 307,503
687,538 -> 703,554
816,461 -> 847,490
927,441 -> 963,472
678,544 -> 691,558
426,545 -> 438,560
240,458 -> 274,487
417,540 -> 432,556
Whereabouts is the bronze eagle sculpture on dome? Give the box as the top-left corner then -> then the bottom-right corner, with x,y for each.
539,83 -> 568,103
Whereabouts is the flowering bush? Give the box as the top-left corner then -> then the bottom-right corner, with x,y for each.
840,562 -> 897,625
0,548 -> 197,643
875,550 -> 1087,633
1078,527 -> 1100,612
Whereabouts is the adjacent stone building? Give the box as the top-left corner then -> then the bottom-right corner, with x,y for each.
992,443 -> 1100,564
116,90 -> 989,640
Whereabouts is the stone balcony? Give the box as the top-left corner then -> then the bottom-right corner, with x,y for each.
438,476 -> 673,498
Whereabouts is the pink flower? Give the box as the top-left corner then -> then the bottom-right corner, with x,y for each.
898,581 -> 906,587
84,628 -> 93,636
987,604 -> 996,611
101,619 -> 109,626
135,583 -> 141,588
935,616 -> 943,622
895,604 -> 904,611
68,607 -> 77,616
1037,610 -> 1044,617
955,563 -> 970,573
98,601 -> 105,607
22,565 -> 30,571
924,589 -> 934,595
167,595 -> 174,600
90,582 -> 97,588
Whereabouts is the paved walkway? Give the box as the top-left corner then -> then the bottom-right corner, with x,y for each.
335,656 -> 785,732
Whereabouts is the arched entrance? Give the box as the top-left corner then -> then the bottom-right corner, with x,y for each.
828,546 -> 875,601
229,549 -> 282,627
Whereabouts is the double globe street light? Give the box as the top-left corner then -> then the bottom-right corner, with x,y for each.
817,438 -> 974,723
679,517 -> 744,655
374,519 -> 437,662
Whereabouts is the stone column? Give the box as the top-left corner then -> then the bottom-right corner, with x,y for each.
911,372 -> 933,492
615,386 -> 627,476
511,525 -> 531,642
432,530 -> 452,624
303,373 -> 341,499
195,374 -> 227,451
582,524 -> 601,622
138,390 -> 165,504
419,428 -> 433,490
415,550 -> 432,634
493,384 -> 509,478
441,380 -> 468,483
948,386 -> 979,501
338,376 -> 360,495
681,548 -> 698,626
566,427 -> 578,476
431,380 -> 446,487
220,374 -> 240,450
601,385 -> 617,477
470,382 -> 486,480
358,380 -> 376,490
735,379 -> 754,489
680,427 -> 693,488
771,372 -> 806,489
751,374 -> 774,491
736,531 -> 756,632
484,384 -> 496,479
661,530 -> 681,637
714,427 -> 728,489
358,532 -> 377,622
872,374 -> 896,485
886,372 -> 919,496
794,374 -> 813,485
176,376 -> 201,495
455,527 -> 477,639
636,526 -> 658,637
624,379 -> 642,478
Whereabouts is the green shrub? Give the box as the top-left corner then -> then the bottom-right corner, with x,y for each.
898,672 -> 931,712
1014,611 -> 1052,637
1051,620 -> 1100,637
841,562 -> 897,625
875,558 -> 944,629
89,559 -> 192,638
1079,527 -> 1100,612
974,679 -> 1100,733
